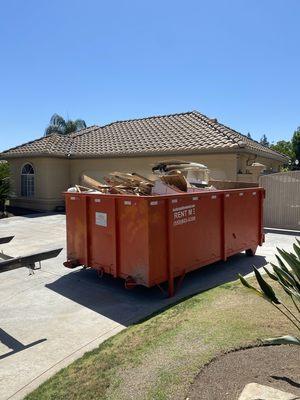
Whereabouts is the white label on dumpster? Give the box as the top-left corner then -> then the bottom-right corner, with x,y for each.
173,204 -> 196,226
95,212 -> 107,227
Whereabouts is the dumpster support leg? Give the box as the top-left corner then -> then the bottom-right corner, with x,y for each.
176,271 -> 186,294
156,283 -> 166,296
168,277 -> 174,297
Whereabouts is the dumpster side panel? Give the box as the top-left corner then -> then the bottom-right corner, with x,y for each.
117,198 -> 150,285
168,193 -> 222,276
148,199 -> 168,286
224,189 -> 261,256
87,195 -> 117,275
65,194 -> 87,265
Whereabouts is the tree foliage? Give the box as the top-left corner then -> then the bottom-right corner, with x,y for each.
270,140 -> 295,159
269,125 -> 300,169
45,114 -> 87,136
292,127 -> 300,161
260,134 -> 270,147
0,161 -> 9,180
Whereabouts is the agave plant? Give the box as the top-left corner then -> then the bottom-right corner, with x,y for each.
239,239 -> 300,345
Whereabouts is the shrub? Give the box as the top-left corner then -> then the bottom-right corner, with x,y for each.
0,162 -> 10,213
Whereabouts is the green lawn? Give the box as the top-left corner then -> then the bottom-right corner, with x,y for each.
25,279 -> 296,400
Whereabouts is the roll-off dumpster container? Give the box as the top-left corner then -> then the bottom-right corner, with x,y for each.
64,187 -> 264,296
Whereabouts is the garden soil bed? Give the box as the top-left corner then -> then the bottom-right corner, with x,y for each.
188,345 -> 300,400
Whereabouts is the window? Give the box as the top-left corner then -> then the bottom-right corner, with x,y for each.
21,163 -> 35,197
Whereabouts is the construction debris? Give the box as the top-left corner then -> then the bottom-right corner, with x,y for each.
67,161 -> 213,196
152,159 -> 207,174
81,175 -> 111,192
152,160 -> 210,188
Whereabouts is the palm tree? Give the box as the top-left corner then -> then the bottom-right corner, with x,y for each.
45,114 -> 87,136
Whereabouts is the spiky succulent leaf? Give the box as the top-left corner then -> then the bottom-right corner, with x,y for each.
275,255 -> 289,273
277,248 -> 300,281
264,335 -> 300,346
294,242 -> 300,260
273,264 -> 298,288
238,274 -> 270,301
264,266 -> 278,281
282,285 -> 300,302
270,265 -> 300,301
253,266 -> 281,304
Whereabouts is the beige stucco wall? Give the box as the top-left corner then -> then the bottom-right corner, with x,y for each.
70,153 -> 238,186
7,157 -> 70,211
5,152 -> 285,211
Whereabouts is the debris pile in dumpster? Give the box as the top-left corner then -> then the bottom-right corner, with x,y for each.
67,160 -> 214,195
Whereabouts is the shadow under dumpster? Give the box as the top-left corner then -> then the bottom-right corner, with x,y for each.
45,252 -> 267,327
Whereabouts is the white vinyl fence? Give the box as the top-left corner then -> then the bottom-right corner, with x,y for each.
259,171 -> 300,230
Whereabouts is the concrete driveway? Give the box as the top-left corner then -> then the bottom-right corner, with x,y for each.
0,213 -> 298,400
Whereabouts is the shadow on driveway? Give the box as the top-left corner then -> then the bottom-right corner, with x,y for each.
46,252 -> 266,326
0,328 -> 46,360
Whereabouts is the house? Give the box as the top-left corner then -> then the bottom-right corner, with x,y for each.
0,111 -> 288,211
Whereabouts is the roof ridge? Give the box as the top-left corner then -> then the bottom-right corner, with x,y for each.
69,125 -> 100,138
191,111 -> 287,158
100,111 -> 195,129
47,133 -> 71,155
67,125 -> 102,156
191,111 -> 243,147
211,120 -> 288,158
64,125 -> 100,136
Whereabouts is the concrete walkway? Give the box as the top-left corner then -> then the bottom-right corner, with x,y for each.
0,214 -> 297,400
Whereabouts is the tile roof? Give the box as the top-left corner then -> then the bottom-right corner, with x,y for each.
0,111 -> 288,161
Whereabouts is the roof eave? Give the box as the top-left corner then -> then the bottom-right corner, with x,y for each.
236,147 -> 289,162
0,152 -> 68,160
1,146 -> 288,163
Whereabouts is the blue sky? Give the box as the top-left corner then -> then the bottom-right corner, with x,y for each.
0,0 -> 299,151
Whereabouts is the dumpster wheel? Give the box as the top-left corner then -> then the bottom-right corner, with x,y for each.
63,259 -> 80,269
125,276 -> 137,290
246,247 -> 257,257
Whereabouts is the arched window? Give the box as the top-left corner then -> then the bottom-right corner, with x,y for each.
21,163 -> 35,197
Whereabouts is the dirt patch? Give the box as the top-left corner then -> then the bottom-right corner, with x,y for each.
188,345 -> 300,400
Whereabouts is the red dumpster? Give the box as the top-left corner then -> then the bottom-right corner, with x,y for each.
64,187 -> 264,296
